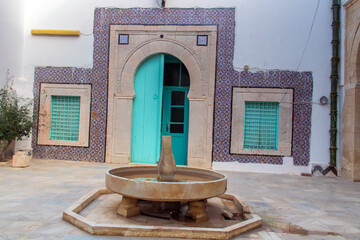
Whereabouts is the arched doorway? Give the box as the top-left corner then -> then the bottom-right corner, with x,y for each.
106,25 -> 217,168
131,54 -> 190,165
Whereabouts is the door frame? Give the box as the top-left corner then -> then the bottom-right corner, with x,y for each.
106,25 -> 217,169
162,86 -> 190,165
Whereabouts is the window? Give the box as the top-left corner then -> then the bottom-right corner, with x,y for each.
231,88 -> 293,156
243,101 -> 279,150
50,96 -> 81,141
163,54 -> 190,87
38,84 -> 91,147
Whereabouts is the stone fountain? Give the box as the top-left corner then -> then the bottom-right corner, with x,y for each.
106,136 -> 227,222
63,136 -> 262,239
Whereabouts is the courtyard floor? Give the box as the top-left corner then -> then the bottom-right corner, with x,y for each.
0,159 -> 359,240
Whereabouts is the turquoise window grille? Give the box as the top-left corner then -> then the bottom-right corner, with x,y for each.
243,101 -> 279,150
50,96 -> 80,141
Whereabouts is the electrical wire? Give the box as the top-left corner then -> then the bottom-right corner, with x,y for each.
156,0 -> 162,8
296,0 -> 320,71
277,0 -> 321,105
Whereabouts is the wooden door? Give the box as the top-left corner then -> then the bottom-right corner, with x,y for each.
131,54 -> 164,164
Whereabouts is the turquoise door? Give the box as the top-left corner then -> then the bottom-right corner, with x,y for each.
161,54 -> 190,165
131,54 -> 164,164
161,87 -> 189,165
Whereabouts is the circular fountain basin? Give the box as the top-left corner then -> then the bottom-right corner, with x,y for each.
106,166 -> 227,202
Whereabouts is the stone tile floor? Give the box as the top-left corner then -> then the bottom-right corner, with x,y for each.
0,159 -> 359,240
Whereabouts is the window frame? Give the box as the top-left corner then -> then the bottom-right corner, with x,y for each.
230,87 -> 293,156
243,101 -> 279,150
37,83 -> 91,147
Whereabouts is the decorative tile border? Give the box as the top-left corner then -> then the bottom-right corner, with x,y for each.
311,164 -> 338,177
32,8 -> 312,166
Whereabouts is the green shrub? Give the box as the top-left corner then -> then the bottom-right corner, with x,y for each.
0,85 -> 33,161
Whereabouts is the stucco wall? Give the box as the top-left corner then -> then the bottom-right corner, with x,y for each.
0,0 -> 25,89
5,0 -> 333,172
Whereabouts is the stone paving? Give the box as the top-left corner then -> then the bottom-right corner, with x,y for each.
0,159 -> 359,240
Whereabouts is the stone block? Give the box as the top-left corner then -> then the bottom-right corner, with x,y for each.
117,196 -> 140,218
12,150 -> 31,168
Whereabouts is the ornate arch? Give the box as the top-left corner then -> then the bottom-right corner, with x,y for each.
115,39 -> 203,99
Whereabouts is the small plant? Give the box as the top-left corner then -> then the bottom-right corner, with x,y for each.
0,70 -> 33,161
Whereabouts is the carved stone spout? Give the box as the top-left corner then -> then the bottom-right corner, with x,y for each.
157,136 -> 176,182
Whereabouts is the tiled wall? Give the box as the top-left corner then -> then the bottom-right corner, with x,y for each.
215,71 -> 313,166
33,68 -> 105,162
32,8 -> 312,166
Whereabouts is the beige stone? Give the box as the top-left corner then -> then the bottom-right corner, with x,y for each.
342,0 -> 360,181
12,150 -> 31,168
105,165 -> 227,202
230,88 -> 293,156
157,136 -> 176,182
185,200 -> 208,222
117,196 -> 140,217
106,25 -> 217,168
37,84 -> 91,147
63,188 -> 262,239
109,97 -> 133,164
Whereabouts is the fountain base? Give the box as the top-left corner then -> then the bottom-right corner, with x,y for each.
117,197 -> 209,221
63,188 -> 262,239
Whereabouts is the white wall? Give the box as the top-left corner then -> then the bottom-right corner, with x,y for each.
0,0 -> 25,89
0,0 -> 30,151
16,0 -> 332,171
233,0 -> 332,171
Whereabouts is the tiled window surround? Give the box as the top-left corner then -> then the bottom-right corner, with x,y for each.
231,88 -> 293,156
37,84 -> 91,147
32,8 -> 312,166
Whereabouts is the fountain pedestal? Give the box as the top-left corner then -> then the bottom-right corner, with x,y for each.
185,200 -> 208,222
117,196 -> 140,218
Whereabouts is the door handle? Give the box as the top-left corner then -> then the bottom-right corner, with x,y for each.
166,123 -> 169,132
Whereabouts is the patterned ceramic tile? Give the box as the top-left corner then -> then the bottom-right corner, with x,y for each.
32,8 -> 312,166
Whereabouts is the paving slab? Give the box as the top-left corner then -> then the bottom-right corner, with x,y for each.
0,159 -> 360,239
